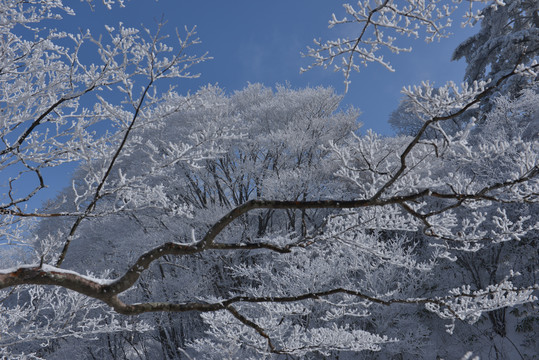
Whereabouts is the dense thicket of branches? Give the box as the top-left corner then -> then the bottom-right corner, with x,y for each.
0,1 -> 537,359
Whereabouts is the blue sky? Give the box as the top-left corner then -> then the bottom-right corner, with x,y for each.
2,5 -> 537,356
1,1 -> 482,212
66,0 -> 478,135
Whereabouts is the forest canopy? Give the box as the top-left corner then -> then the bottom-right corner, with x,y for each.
0,0 -> 537,359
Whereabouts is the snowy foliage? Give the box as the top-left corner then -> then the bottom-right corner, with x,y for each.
452,0 -> 538,87
0,0 -> 537,359
301,0 -> 523,90
0,285 -> 151,359
302,0 -> 455,90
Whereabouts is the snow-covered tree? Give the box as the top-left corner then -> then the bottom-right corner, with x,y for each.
0,0 -> 209,357
452,0 -> 538,102
384,2 -> 538,355
0,0 -> 538,359
389,86 -> 469,138
30,83 -> 361,358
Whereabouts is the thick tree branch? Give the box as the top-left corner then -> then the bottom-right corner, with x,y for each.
3,166 -> 536,300
226,305 -> 280,354
2,264 -> 534,322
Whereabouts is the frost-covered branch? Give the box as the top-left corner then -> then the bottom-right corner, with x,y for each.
1,0 -> 537,358
302,0 -> 524,90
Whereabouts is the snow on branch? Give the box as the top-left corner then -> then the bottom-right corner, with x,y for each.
302,0 -> 514,90
302,0 -> 456,90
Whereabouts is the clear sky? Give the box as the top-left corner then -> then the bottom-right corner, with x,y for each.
1,0 -> 482,212
0,0 -> 488,241
65,0 -> 478,135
